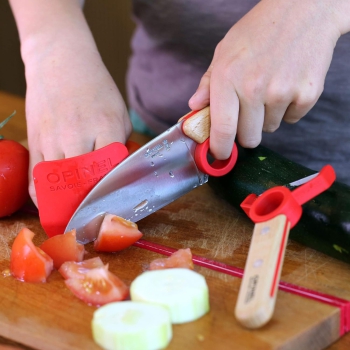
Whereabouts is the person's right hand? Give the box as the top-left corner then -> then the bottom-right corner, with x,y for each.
189,0 -> 350,160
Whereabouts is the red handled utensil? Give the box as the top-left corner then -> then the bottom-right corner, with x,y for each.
181,108 -> 238,177
235,164 -> 336,329
33,142 -> 129,238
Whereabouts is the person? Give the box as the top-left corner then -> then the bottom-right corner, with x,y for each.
8,0 -> 350,209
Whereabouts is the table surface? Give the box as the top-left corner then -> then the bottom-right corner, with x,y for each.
1,90 -> 350,350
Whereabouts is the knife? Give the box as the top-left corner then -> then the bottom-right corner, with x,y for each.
65,107 -> 238,244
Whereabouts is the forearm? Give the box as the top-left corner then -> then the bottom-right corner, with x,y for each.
318,0 -> 350,34
8,0 -> 97,66
258,0 -> 350,36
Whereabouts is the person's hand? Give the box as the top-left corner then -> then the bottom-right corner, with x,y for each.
24,44 -> 131,206
9,0 -> 132,206
189,0 -> 350,160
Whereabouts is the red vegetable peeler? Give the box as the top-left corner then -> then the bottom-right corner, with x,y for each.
33,142 -> 130,238
235,164 -> 336,329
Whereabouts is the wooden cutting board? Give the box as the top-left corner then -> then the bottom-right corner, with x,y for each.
1,91 -> 350,350
0,186 -> 350,350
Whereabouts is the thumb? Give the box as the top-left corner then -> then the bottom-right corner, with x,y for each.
188,63 -> 215,111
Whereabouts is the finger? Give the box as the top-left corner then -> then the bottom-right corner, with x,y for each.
236,97 -> 265,148
44,134 -> 93,159
188,63 -> 214,111
282,90 -> 319,124
209,70 -> 239,160
263,101 -> 289,133
94,133 -> 124,151
28,149 -> 44,208
94,113 -> 132,150
28,180 -> 38,208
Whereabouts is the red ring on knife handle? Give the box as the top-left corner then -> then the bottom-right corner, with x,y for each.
194,139 -> 238,176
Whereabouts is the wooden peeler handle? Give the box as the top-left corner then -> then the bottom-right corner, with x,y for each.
235,164 -> 336,329
235,214 -> 291,329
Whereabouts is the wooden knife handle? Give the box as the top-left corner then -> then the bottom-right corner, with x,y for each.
235,214 -> 291,329
180,106 -> 211,144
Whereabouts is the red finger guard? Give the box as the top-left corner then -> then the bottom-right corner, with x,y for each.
195,139 -> 238,177
240,164 -> 336,227
181,109 -> 238,176
33,142 -> 129,238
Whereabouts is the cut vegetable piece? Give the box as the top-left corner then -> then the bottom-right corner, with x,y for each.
58,257 -> 104,280
130,268 -> 210,324
94,214 -> 143,252
0,112 -> 30,218
10,227 -> 53,283
149,248 -> 194,270
40,229 -> 85,269
92,301 -> 172,350
65,264 -> 129,306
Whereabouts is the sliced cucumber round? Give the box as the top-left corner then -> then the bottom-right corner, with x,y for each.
92,301 -> 172,350
130,268 -> 210,324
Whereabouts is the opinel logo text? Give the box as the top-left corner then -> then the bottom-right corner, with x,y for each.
144,140 -> 171,158
47,158 -> 115,191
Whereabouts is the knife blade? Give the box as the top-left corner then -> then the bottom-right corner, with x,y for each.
288,172 -> 318,187
65,107 -> 238,244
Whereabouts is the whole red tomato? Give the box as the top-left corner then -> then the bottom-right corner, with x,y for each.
0,115 -> 29,217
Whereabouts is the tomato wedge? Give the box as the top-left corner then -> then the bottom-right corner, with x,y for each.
40,229 -> 85,269
94,214 -> 143,252
149,248 -> 194,270
64,264 -> 129,306
59,257 -> 104,280
10,227 -> 53,283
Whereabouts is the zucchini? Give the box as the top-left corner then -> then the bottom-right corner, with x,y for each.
92,301 -> 172,350
130,268 -> 210,324
209,145 -> 350,264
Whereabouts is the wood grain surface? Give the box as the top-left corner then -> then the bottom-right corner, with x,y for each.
1,91 -> 350,350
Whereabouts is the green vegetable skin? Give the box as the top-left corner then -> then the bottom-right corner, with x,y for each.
92,301 -> 172,350
209,145 -> 350,264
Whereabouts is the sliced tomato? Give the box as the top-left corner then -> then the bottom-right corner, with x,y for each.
58,257 -> 104,280
149,248 -> 194,270
10,227 -> 53,283
39,229 -> 85,269
94,214 -> 143,252
64,264 -> 129,306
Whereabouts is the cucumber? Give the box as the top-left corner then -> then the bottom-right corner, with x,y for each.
92,301 -> 172,350
130,268 -> 210,324
209,145 -> 350,264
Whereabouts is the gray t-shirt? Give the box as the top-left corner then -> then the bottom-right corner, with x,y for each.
127,0 -> 350,184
